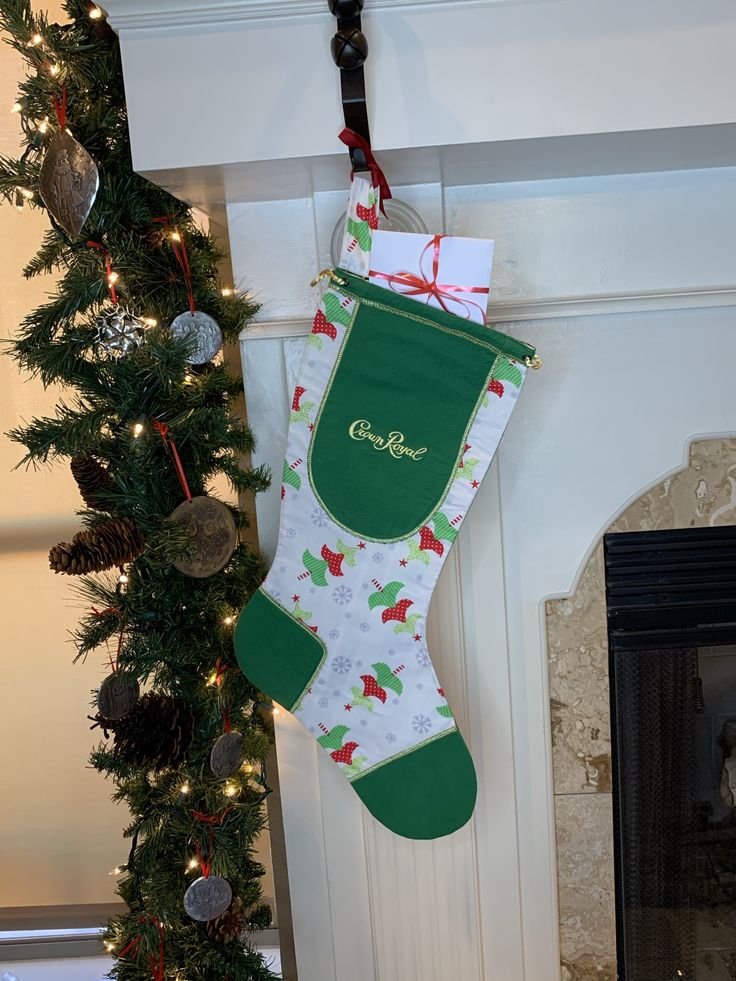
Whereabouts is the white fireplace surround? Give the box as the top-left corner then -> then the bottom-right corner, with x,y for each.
102,2 -> 736,978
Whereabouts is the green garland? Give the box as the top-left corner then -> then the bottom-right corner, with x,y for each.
0,2 -> 278,977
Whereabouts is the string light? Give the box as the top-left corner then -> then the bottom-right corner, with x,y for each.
48,63 -> 59,76
186,857 -> 199,871
11,101 -> 22,114
118,572 -> 129,585
19,187 -> 33,200
224,783 -> 237,797
222,615 -> 234,626
108,866 -> 122,876
104,941 -> 115,953
179,782 -> 190,796
183,373 -> 193,384
89,5 -> 103,18
206,668 -> 219,686
242,763 -> 253,773
38,117 -> 49,134
170,231 -> 182,243
132,421 -> 145,438
27,33 -> 43,47
143,316 -> 157,327
221,288 -> 233,297
272,706 -> 281,717
107,271 -> 119,285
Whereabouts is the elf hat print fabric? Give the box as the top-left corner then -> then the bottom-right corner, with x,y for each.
235,177 -> 537,839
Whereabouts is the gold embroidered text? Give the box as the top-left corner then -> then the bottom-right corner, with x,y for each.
348,419 -> 427,461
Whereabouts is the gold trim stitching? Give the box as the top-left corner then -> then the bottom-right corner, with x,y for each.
348,726 -> 459,782
306,298 -> 499,544
258,587 -> 328,712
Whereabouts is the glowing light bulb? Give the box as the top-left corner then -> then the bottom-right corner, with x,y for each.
11,101 -> 22,114
107,271 -> 119,284
242,763 -> 253,773
38,118 -> 49,134
179,782 -> 190,796
28,33 -> 43,47
132,422 -> 145,438
108,866 -> 122,876
223,615 -> 234,626
221,288 -> 233,297
118,572 -> 129,585
89,5 -> 103,18
273,704 -> 281,716
19,188 -> 33,199
187,857 -> 199,871
183,373 -> 193,384
224,783 -> 237,798
143,317 -> 157,327
170,231 -> 181,243
48,63 -> 59,76
104,941 -> 115,952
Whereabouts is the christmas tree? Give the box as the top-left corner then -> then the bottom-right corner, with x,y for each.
0,2 -> 278,978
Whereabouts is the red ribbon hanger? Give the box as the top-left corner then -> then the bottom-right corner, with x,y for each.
51,82 -> 66,133
338,127 -> 392,216
153,217 -> 195,315
118,916 -> 165,981
194,828 -> 216,878
87,241 -> 118,304
153,419 -> 192,502
369,234 -> 490,321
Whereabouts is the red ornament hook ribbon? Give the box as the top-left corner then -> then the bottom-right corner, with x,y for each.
52,82 -> 67,132
87,240 -> 118,304
153,419 -> 192,502
194,828 -> 216,878
119,916 -> 165,981
369,234 -> 489,321
338,128 -> 392,216
153,217 -> 195,315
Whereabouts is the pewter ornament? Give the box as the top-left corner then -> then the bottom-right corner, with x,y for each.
170,496 -> 237,579
184,875 -> 232,922
97,673 -> 140,721
210,731 -> 246,778
96,307 -> 146,356
170,310 -> 222,365
39,130 -> 99,239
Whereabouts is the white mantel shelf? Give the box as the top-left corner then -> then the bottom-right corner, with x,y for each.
103,0 -> 736,212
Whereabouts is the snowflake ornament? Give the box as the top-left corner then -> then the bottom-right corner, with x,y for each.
96,306 -> 146,356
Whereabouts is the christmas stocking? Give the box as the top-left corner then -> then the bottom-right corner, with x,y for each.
235,178 -> 537,839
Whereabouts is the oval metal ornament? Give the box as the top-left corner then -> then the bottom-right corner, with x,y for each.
170,496 -> 237,579
184,875 -> 232,922
39,130 -> 99,239
170,310 -> 222,365
210,731 -> 246,778
97,673 -> 140,721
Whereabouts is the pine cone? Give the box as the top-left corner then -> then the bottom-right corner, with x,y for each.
71,454 -> 116,511
206,897 -> 251,944
49,517 -> 144,575
91,692 -> 195,769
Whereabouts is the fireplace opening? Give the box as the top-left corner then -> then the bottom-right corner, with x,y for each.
604,526 -> 736,981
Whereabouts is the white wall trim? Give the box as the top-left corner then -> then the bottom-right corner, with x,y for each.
106,0 -> 541,31
240,284 -> 736,342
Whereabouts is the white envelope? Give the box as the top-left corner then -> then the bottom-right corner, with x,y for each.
369,231 -> 494,324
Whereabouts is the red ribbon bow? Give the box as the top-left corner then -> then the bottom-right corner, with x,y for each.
369,234 -> 490,322
338,128 -> 392,216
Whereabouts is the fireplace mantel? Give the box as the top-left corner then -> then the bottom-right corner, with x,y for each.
103,0 -> 736,212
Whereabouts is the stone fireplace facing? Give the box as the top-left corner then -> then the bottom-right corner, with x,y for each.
547,437 -> 736,981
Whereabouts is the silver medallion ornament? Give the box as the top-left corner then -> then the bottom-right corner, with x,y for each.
96,307 -> 146,356
184,875 -> 233,922
210,731 -> 246,778
170,496 -> 237,579
39,130 -> 99,239
170,310 -> 222,365
97,673 -> 140,721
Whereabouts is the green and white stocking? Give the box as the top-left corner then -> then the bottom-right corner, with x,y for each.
235,178 -> 537,839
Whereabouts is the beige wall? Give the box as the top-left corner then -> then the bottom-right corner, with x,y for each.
0,8 -> 273,912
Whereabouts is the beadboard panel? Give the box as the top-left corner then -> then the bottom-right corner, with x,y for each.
235,171 -> 736,981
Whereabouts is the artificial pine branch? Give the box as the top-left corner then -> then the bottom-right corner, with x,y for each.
1,1 -> 277,977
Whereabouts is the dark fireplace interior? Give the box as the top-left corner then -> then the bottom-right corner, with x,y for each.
604,526 -> 736,981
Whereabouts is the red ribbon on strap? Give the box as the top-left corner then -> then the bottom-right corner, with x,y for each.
119,916 -> 165,981
153,419 -> 192,502
153,217 -> 195,315
194,828 -> 216,878
369,234 -> 490,322
52,83 -> 66,132
87,241 -> 118,304
338,128 -> 392,216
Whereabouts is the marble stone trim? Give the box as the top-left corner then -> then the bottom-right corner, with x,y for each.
546,437 -> 736,980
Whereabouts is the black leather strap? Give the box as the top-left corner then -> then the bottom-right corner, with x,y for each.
335,10 -> 370,172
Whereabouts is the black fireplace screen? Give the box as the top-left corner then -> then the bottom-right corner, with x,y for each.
604,526 -> 736,981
